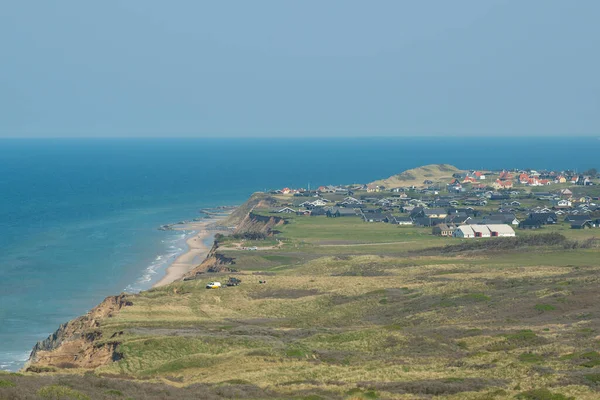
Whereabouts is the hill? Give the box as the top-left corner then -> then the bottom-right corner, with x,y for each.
369,164 -> 462,188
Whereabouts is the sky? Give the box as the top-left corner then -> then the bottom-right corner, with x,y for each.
0,0 -> 599,138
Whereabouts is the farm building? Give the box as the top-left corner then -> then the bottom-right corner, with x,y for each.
453,225 -> 475,238
486,224 -> 516,237
453,224 -> 515,238
471,224 -> 491,238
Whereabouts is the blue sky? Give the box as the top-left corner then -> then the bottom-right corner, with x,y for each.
1,0 -> 598,137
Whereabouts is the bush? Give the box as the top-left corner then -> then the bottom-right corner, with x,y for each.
535,304 -> 556,312
518,352 -> 543,363
0,379 -> 16,388
231,232 -> 268,240
516,388 -> 574,400
488,330 -> 545,352
438,233 -> 568,254
584,373 -> 600,384
357,378 -> 505,395
37,385 -> 90,400
462,293 -> 491,302
579,351 -> 600,368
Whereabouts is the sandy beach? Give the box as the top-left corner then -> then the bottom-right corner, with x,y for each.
153,219 -> 223,287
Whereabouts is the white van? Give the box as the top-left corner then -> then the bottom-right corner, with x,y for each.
206,281 -> 221,289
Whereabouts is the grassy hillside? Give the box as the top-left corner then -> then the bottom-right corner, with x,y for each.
370,164 -> 462,188
16,208 -> 600,399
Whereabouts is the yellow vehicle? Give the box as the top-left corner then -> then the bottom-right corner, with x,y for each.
205,281 -> 221,289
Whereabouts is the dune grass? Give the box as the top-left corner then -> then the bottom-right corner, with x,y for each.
16,206 -> 600,399
70,243 -> 600,399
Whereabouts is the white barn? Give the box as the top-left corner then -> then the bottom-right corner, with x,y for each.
486,224 -> 516,237
453,225 -> 475,238
470,224 -> 491,238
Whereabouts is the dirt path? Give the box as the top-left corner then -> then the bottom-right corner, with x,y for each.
317,241 -> 415,247
219,239 -> 284,251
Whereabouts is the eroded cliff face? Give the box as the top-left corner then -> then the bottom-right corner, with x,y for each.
234,212 -> 286,235
25,294 -> 132,371
183,241 -> 237,279
221,193 -> 278,226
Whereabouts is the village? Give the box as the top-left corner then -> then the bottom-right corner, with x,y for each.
260,167 -> 600,239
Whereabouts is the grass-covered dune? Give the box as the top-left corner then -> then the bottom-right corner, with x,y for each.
369,164 -> 462,188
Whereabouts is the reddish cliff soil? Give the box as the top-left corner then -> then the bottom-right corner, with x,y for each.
26,294 -> 132,371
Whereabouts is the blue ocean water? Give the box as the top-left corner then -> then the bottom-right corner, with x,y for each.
0,137 -> 598,371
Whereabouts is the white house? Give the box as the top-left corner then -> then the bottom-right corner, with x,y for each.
453,225 -> 475,238
552,199 -> 572,208
471,224 -> 491,238
486,224 -> 516,237
277,207 -> 296,213
342,196 -> 363,205
311,199 -> 329,206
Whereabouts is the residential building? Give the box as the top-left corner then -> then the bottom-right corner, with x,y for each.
432,224 -> 456,236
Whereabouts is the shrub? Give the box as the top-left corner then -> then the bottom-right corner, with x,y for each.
584,373 -> 600,384
438,233 -> 568,254
285,345 -> 310,358
220,379 -> 252,385
37,385 -> 90,400
515,388 -> 574,400
0,379 -> 16,388
519,352 -> 543,363
346,389 -> 380,399
357,378 -> 505,395
579,351 -> 600,367
507,330 -> 538,342
535,304 -> 556,312
488,330 -> 545,351
231,232 -> 268,240
462,293 -> 491,302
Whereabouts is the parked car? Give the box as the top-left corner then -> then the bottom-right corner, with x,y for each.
206,281 -> 221,289
226,277 -> 242,286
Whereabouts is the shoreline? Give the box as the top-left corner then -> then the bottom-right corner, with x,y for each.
152,217 -> 226,287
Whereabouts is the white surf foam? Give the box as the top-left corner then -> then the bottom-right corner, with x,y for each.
123,230 -> 197,293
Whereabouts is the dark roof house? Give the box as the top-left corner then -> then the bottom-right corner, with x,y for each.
528,212 -> 558,225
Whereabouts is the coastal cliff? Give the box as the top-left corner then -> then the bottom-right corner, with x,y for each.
183,241 -> 236,278
26,294 -> 132,371
234,212 -> 286,236
221,192 -> 278,226
183,212 -> 286,279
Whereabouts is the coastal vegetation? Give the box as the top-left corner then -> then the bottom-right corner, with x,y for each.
7,165 -> 600,399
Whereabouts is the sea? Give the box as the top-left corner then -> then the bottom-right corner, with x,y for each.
0,137 -> 598,371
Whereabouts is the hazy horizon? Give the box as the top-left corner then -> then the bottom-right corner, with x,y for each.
1,0 -> 599,138
1,135 -> 600,139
